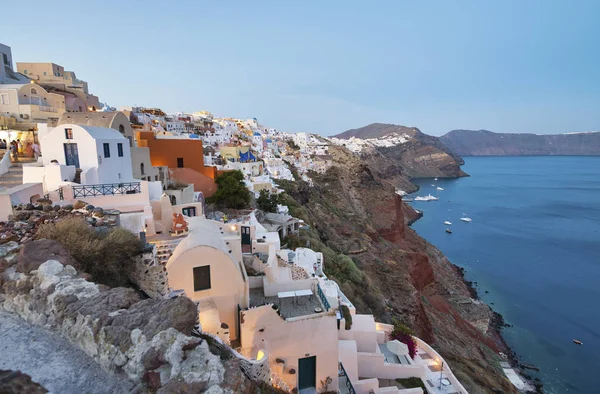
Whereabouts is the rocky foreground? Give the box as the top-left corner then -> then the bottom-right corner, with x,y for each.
279,144 -> 516,394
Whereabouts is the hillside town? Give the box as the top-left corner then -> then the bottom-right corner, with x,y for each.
0,42 -> 477,394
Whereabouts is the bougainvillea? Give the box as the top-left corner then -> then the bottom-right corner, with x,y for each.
390,323 -> 418,359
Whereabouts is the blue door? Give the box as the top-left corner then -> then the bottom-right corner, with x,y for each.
298,356 -> 316,390
64,143 -> 80,168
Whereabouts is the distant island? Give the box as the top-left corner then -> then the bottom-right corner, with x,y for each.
440,129 -> 600,156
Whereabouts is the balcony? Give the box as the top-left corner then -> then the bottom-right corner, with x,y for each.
39,105 -> 58,113
71,182 -> 141,198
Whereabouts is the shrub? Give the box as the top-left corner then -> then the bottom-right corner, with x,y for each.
390,323 -> 418,359
396,377 -> 427,391
207,170 -> 250,209
256,189 -> 279,213
341,304 -> 352,330
35,217 -> 143,287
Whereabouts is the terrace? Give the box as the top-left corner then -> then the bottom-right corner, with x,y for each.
249,287 -> 325,319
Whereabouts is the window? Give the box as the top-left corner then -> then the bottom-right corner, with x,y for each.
23,70 -> 27,75
65,128 -> 73,139
193,266 -> 211,291
43,72 -> 47,76
2,53 -> 8,66
0,93 -> 9,105
117,143 -> 123,157
177,157 -> 184,168
30,88 -> 37,95
103,143 -> 110,158
119,125 -> 125,135
182,207 -> 197,217
140,162 -> 145,175
155,175 -> 159,181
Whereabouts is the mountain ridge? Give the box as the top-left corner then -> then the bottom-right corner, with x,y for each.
440,129 -> 600,156
333,123 -> 467,178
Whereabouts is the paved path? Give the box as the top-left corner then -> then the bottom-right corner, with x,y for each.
0,311 -> 135,394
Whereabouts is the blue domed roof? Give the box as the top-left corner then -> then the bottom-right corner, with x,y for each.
253,132 -> 262,137
189,134 -> 199,139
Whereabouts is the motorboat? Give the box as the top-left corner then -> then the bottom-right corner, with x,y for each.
445,228 -> 452,234
444,221 -> 452,225
436,187 -> 444,191
573,339 -> 583,345
460,217 -> 472,222
414,194 -> 439,202
434,177 -> 438,181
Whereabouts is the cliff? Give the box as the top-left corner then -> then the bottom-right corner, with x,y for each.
334,123 -> 468,178
440,129 -> 600,156
278,145 -> 516,394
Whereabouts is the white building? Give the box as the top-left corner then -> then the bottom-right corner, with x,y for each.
0,43 -> 29,84
41,123 -> 133,184
166,120 -> 185,134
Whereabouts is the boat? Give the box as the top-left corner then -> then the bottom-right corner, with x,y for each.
431,184 -> 435,187
414,194 -> 439,202
445,228 -> 452,234
444,221 -> 452,225
436,187 -> 444,191
460,217 -> 472,222
434,177 -> 438,181
573,339 -> 583,345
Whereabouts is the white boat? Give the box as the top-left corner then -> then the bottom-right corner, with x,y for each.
436,187 -> 444,191
460,217 -> 472,222
431,184 -> 435,187
414,194 -> 439,202
434,178 -> 438,181
444,221 -> 452,225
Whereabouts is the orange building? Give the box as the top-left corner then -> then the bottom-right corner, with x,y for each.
137,131 -> 218,197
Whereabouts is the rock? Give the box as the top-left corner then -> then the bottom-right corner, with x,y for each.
73,201 -> 87,210
85,205 -> 95,211
0,241 -> 20,258
53,205 -> 61,211
42,205 -> 53,212
16,239 -> 79,273
0,370 -> 47,394
63,204 -> 74,211
25,203 -> 34,211
102,297 -> 198,352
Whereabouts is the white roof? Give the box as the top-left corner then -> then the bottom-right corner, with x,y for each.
58,124 -> 126,141
166,217 -> 235,269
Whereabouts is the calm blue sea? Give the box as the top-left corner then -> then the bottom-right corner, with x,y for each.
410,156 -> 600,394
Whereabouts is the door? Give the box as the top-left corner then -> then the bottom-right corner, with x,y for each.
241,226 -> 251,253
177,157 -> 184,168
64,143 -> 80,168
298,356 -> 316,390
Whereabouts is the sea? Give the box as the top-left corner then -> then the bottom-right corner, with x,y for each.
409,156 -> 600,394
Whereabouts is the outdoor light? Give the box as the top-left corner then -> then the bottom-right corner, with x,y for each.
230,225 -> 237,231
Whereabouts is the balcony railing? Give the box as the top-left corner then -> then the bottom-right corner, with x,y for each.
39,105 -> 58,113
317,283 -> 331,311
72,182 -> 141,198
339,362 -> 356,394
44,187 -> 64,201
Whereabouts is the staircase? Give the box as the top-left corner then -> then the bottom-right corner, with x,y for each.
0,158 -> 37,191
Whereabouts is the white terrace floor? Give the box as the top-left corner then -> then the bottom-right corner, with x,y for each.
376,344 -> 463,394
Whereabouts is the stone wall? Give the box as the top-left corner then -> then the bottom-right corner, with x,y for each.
129,250 -> 169,299
0,242 -> 266,393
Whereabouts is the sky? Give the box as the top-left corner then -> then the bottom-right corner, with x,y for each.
3,0 -> 599,136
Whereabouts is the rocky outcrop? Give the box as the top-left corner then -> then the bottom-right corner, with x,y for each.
334,123 -> 467,178
440,129 -> 600,156
0,244 -> 262,393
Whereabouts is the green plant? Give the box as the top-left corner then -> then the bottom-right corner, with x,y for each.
207,170 -> 250,209
35,217 -> 144,287
341,304 -> 352,330
396,377 -> 427,391
390,323 -> 418,359
256,189 -> 279,213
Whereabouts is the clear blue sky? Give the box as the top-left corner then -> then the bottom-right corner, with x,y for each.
3,0 -> 599,136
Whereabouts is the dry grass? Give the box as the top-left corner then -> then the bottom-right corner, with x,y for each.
36,217 -> 143,287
